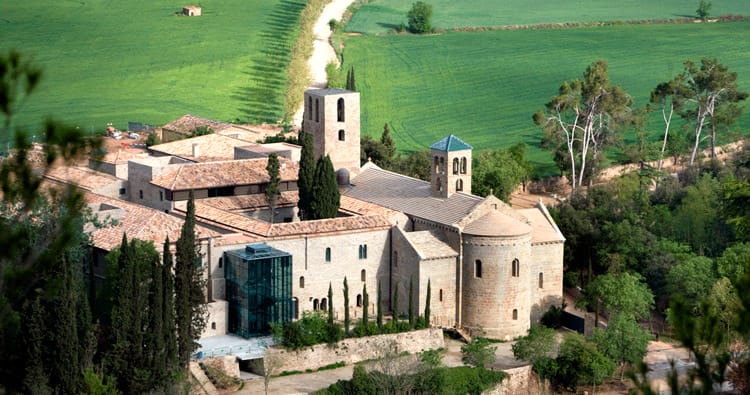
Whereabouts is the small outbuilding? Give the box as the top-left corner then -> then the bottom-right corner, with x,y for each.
182,5 -> 201,16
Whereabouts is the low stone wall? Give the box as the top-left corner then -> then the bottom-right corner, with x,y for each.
485,365 -> 546,395
259,327 -> 444,374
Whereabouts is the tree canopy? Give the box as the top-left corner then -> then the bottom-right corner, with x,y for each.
407,2 -> 433,34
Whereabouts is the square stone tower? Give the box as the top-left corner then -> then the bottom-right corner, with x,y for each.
302,89 -> 361,178
430,134 -> 472,198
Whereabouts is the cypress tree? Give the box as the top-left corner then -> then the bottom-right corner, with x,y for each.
162,237 -> 178,376
107,234 -> 133,387
376,281 -> 383,329
148,254 -> 165,382
21,297 -> 50,395
362,284 -> 369,328
380,123 -> 396,165
265,153 -> 281,223
425,279 -> 431,328
48,258 -> 82,394
408,276 -> 415,328
327,283 -> 334,326
297,132 -> 315,219
343,277 -> 350,334
310,155 -> 340,219
346,66 -> 356,91
393,285 -> 399,321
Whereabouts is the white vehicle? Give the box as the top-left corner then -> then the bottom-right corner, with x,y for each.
128,133 -> 139,139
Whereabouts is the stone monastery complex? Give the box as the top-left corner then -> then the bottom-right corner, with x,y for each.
48,88 -> 565,341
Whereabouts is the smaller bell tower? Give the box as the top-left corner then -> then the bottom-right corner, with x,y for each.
429,134 -> 472,198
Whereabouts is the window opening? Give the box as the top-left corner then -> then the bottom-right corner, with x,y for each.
456,179 -> 463,191
300,276 -> 305,288
313,299 -> 319,311
513,309 -> 518,320
338,129 -> 345,141
337,98 -> 345,122
361,269 -> 366,282
356,294 -> 362,307
475,260 -> 482,278
325,247 -> 331,262
460,157 -> 467,174
539,273 -> 543,288
453,158 -> 459,174
512,259 -> 519,277
439,289 -> 443,302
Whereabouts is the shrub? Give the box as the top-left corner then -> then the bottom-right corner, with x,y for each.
461,336 -> 497,369
406,1 -> 433,34
540,303 -> 566,329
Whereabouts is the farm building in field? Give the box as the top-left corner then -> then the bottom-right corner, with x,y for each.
182,6 -> 201,16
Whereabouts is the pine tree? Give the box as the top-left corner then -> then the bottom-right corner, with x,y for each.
162,237 -> 178,377
343,277 -> 350,334
425,279 -> 431,327
297,132 -> 315,219
376,281 -> 383,329
327,283 -> 334,326
310,155 -> 340,219
408,276 -> 415,328
175,191 -> 207,367
393,285 -> 400,321
265,153 -> 281,223
362,284 -> 369,328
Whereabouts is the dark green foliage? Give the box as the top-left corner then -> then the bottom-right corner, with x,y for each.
472,147 -> 530,201
21,297 -> 50,394
147,253 -> 165,380
272,312 -> 341,350
362,284 -> 369,327
424,279 -> 430,327
408,276 -> 415,327
512,325 -> 556,367
554,333 -> 615,389
392,285 -> 399,320
309,155 -> 341,220
175,191 -> 207,367
343,277 -> 350,334
328,283 -> 334,326
390,150 -> 431,181
540,303 -> 565,329
406,1 -> 433,34
460,336 -> 497,369
297,132 -> 315,220
191,125 -> 213,137
697,0 -> 712,20
376,281 -> 383,329
145,132 -> 160,146
162,237 -> 178,376
346,66 -> 356,91
380,123 -> 396,162
265,152 -> 281,222
592,314 -> 650,378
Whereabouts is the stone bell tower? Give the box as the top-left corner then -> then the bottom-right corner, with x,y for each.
429,134 -> 472,198
302,89 -> 361,181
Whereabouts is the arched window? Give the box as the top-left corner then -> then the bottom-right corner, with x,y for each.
356,294 -> 362,307
313,299 -> 319,311
460,157 -> 467,174
512,259 -> 519,277
321,298 -> 327,311
439,289 -> 443,302
512,309 -> 518,320
439,157 -> 444,172
539,273 -> 543,288
337,98 -> 345,122
338,129 -> 345,141
293,297 -> 299,319
359,244 -> 367,259
452,158 -> 459,174
361,269 -> 366,282
475,259 -> 482,278
325,247 -> 331,262
393,251 -> 398,267
437,178 -> 442,192
315,98 -> 320,122
307,96 -> 312,120
456,179 -> 463,191
434,156 -> 439,172
299,276 -> 305,288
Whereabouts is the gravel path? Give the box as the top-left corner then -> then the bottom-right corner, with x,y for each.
291,0 -> 356,127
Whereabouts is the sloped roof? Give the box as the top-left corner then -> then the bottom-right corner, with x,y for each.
518,205 -> 566,244
429,134 -> 472,152
401,230 -> 458,260
149,133 -> 253,162
161,114 -> 234,135
463,210 -> 531,238
150,158 -> 298,191
45,166 -> 121,192
346,164 -> 483,227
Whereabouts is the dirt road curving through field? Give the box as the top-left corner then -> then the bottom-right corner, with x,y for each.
292,0 -> 356,127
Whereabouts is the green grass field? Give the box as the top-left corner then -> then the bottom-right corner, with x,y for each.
0,0 -> 304,138
346,0 -> 750,34
344,22 -> 750,172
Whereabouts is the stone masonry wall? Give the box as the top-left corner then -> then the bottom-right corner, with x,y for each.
262,327 -> 444,374
484,365 -> 545,395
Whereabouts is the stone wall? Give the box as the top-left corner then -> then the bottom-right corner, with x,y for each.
485,365 -> 545,395
259,327 -> 444,374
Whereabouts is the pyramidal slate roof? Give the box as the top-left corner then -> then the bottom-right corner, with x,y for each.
430,134 -> 472,152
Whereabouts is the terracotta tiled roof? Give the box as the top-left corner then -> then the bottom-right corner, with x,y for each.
339,195 -> 399,218
346,164 -> 483,227
187,201 -> 273,236
94,149 -> 147,164
463,210 -> 531,238
161,114 -> 235,135
200,191 -> 299,211
84,193 -> 221,251
150,158 -> 298,191
400,230 -> 458,260
44,166 -> 120,192
149,133 -> 255,162
518,206 -> 566,244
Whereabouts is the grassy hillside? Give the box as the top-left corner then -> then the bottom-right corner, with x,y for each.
0,0 -> 304,137
344,22 -> 750,172
346,0 -> 750,34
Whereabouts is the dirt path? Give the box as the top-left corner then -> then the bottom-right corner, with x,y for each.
292,0 -> 356,127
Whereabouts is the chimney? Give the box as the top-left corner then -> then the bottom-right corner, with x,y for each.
192,143 -> 199,158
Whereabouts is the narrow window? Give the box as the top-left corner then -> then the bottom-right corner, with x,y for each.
361,269 -> 366,282
300,276 -> 305,288
218,257 -> 223,269
437,178 -> 442,192
337,98 -> 345,122
313,299 -> 319,311
321,298 -> 327,311
356,294 -> 362,307
293,297 -> 299,319
307,96 -> 313,120
393,251 -> 398,267
452,158 -> 459,174
439,289 -> 443,302
475,259 -> 482,278
338,129 -> 345,141
211,322 -> 216,330
539,273 -> 543,289
434,156 -> 439,172
460,157 -> 467,174
159,191 -> 164,201
456,179 -> 463,191
325,247 -> 331,262
139,190 -> 143,199
513,309 -> 518,320
315,98 -> 320,122
119,187 -> 126,195
439,157 -> 444,172
512,259 -> 519,277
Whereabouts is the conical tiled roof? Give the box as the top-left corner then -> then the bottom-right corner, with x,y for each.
463,210 -> 531,237
430,134 -> 472,152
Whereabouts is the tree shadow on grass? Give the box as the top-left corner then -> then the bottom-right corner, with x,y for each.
232,0 -> 306,124
377,22 -> 400,30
